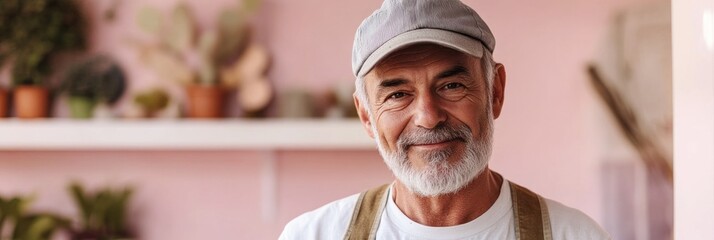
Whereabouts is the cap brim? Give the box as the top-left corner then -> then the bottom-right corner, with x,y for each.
357,28 -> 485,77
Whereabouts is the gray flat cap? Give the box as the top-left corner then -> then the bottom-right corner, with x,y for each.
352,0 -> 495,77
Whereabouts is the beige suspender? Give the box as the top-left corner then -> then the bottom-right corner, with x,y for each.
343,184 -> 390,240
509,182 -> 553,240
344,182 -> 552,240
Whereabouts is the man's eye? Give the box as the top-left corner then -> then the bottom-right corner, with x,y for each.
388,92 -> 407,100
443,82 -> 465,90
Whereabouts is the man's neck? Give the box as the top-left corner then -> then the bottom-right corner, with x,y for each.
392,168 -> 503,227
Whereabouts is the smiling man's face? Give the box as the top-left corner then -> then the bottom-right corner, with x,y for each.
355,43 -> 502,196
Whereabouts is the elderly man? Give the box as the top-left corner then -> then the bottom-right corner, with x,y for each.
280,0 -> 609,239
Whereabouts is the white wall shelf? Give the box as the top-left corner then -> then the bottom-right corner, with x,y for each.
0,119 -> 376,150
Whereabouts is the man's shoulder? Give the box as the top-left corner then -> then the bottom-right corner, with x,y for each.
279,193 -> 360,240
544,198 -> 611,239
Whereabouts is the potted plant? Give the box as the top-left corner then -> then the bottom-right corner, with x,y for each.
135,3 -> 227,118
135,0 -> 270,118
0,0 -> 87,118
0,195 -> 71,240
60,56 -> 126,119
68,183 -> 135,240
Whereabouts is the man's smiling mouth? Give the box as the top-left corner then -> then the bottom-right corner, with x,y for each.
408,138 -> 465,150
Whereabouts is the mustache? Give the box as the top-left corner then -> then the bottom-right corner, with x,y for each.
397,123 -> 472,150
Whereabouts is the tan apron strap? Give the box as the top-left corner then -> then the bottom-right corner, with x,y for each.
510,182 -> 553,240
343,184 -> 390,240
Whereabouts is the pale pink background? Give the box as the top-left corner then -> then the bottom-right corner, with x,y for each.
672,0 -> 714,238
0,0 -> 654,239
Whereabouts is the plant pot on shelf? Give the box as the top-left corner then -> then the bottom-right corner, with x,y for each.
68,96 -> 95,119
13,86 -> 49,119
185,84 -> 225,118
0,88 -> 8,118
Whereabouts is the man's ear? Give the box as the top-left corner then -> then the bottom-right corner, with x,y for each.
491,63 -> 506,119
354,93 -> 375,139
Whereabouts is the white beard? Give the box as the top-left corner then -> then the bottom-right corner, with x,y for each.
373,111 -> 494,197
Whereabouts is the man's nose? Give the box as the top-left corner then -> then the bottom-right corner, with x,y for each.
413,93 -> 447,129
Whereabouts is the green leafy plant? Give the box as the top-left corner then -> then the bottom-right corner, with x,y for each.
0,196 -> 26,237
60,55 -> 126,118
68,183 -> 134,240
0,196 -> 70,240
0,0 -> 86,86
61,56 -> 126,104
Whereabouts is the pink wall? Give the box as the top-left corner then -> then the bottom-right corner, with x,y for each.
0,0 -> 655,239
673,0 -> 714,238
0,151 -> 390,239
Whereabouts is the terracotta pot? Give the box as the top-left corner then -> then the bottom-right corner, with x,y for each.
14,86 -> 49,119
185,84 -> 224,118
0,88 -> 7,118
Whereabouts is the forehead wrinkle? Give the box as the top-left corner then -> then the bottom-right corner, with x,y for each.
435,65 -> 470,80
379,47 -> 472,76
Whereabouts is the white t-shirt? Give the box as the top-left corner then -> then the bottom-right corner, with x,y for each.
279,180 -> 610,240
